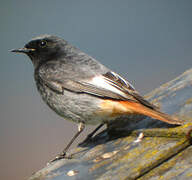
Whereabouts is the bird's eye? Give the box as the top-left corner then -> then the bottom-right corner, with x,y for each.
39,40 -> 47,48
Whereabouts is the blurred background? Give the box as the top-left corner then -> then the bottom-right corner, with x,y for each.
1,1 -> 192,179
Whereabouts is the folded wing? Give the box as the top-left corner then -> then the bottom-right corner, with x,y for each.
38,61 -> 157,110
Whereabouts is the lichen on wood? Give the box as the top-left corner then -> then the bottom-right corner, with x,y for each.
29,69 -> 192,180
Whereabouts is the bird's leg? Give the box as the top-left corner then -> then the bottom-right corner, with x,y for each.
87,123 -> 104,139
79,123 -> 104,145
50,122 -> 85,163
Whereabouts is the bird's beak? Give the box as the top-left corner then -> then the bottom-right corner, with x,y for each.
10,48 -> 35,54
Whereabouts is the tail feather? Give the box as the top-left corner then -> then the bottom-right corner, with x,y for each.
120,101 -> 182,125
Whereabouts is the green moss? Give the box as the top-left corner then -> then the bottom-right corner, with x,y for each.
139,145 -> 192,179
187,172 -> 192,177
126,123 -> 192,139
185,98 -> 192,105
113,136 -> 190,180
89,160 -> 109,172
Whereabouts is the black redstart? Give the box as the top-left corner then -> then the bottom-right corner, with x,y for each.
11,35 -> 182,161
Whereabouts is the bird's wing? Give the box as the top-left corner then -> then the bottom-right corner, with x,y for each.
84,71 -> 157,109
38,61 -> 157,110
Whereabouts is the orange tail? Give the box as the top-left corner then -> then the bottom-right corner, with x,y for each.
119,101 -> 182,125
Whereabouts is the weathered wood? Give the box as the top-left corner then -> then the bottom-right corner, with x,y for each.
29,69 -> 192,180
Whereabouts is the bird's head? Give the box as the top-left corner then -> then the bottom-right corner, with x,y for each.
11,35 -> 69,68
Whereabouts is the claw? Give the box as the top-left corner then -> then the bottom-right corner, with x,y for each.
48,152 -> 73,164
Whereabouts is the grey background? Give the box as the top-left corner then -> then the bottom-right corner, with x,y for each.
1,1 -> 192,180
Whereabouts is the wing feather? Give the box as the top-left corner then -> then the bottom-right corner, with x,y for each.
38,62 -> 157,110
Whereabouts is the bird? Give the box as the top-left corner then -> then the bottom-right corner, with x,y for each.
11,34 -> 182,162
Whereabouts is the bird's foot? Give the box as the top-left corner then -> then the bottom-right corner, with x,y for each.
48,152 -> 73,164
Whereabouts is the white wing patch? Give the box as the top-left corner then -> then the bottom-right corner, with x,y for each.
90,75 -> 127,97
109,71 -> 135,90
